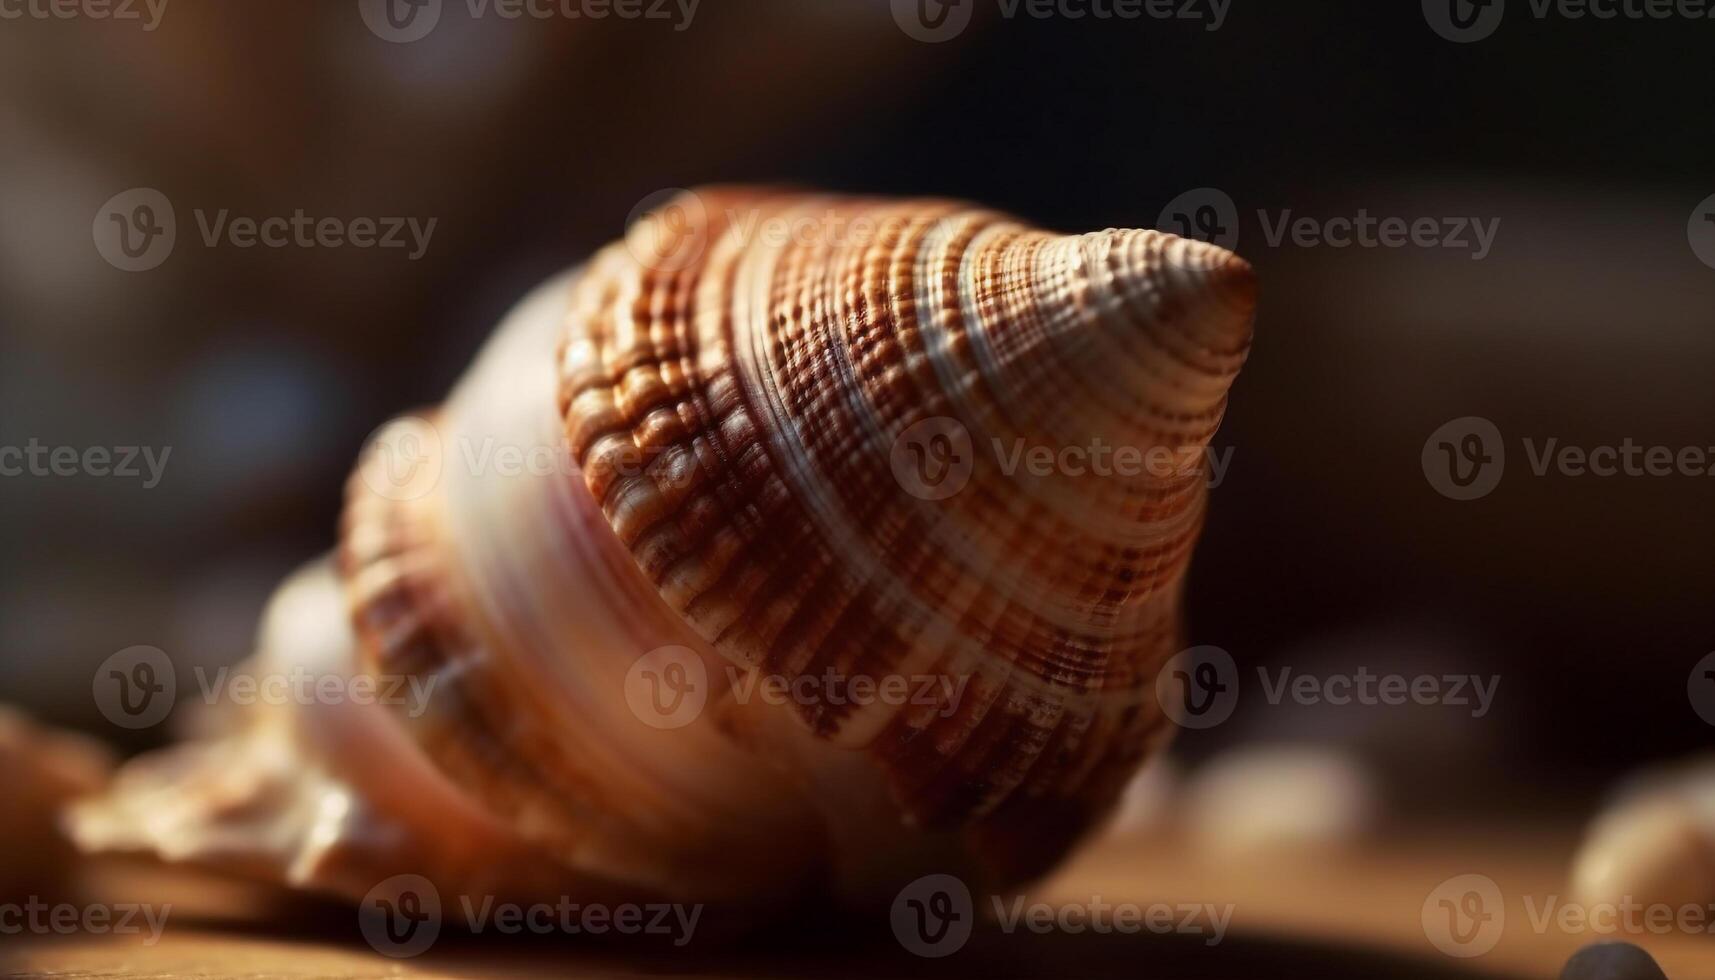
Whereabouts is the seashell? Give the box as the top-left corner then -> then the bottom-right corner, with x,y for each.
1569,757 -> 1715,912
1183,745 -> 1376,860
0,707 -> 112,898
1104,756 -> 1180,840
70,557 -> 601,907
72,189 -> 1256,914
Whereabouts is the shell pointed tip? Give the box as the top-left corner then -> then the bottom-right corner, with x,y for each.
1209,248 -> 1257,320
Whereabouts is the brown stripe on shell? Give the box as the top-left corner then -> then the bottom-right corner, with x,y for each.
337,416 -> 614,854
557,189 -> 1255,826
77,188 -> 1257,913
341,390 -> 827,904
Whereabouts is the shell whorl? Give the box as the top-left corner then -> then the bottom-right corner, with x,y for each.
562,192 -> 1252,866
341,188 -> 1256,900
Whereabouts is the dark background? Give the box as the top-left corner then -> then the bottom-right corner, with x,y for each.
2,0 -> 1711,817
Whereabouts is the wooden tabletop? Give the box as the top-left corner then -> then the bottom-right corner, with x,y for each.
4,826 -> 1712,979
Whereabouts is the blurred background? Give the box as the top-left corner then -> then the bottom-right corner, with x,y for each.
1,0 -> 1712,826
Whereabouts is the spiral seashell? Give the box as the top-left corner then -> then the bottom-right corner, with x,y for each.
73,188 -> 1256,914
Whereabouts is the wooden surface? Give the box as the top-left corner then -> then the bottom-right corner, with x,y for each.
4,826 -> 1713,979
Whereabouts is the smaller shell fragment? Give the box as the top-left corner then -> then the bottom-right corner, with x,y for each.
1104,757 -> 1180,840
1184,745 -> 1376,859
0,708 -> 113,897
1570,757 -> 1715,912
